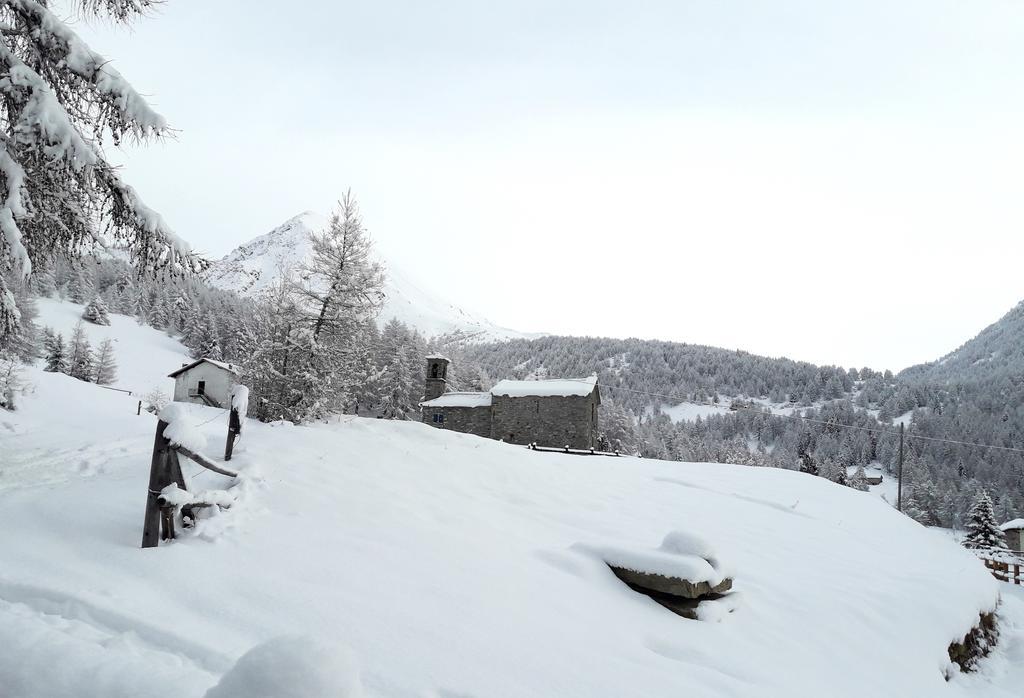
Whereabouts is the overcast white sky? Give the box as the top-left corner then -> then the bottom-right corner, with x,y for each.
72,0 -> 1024,371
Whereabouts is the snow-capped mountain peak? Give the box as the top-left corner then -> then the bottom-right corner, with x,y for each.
205,212 -> 538,341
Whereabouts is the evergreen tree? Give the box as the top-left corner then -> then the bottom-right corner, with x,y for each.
248,192 -> 385,422
0,276 -> 39,361
194,313 -> 223,360
67,266 -> 95,304
963,491 -> 1007,551
0,0 -> 200,341
848,465 -> 869,492
147,297 -> 168,330
82,295 -> 112,326
0,352 -> 22,410
44,333 -> 68,373
67,322 -> 94,381
93,338 -> 118,385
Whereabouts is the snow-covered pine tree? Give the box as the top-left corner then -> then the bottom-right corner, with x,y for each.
0,0 -> 200,341
93,338 -> 118,385
194,312 -> 223,360
375,319 -> 419,419
0,275 -> 38,360
274,191 -> 385,420
147,297 -> 168,330
847,465 -> 869,492
963,491 -> 1007,551
82,295 -> 111,325
0,351 -> 22,410
44,332 -> 67,373
67,265 -> 95,304
67,321 -> 93,381
222,315 -> 257,363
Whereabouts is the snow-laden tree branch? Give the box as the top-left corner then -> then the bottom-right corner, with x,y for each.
0,0 -> 200,341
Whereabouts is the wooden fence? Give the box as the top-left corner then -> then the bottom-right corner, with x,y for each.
141,418 -> 238,548
977,553 -> 1023,585
526,443 -> 624,457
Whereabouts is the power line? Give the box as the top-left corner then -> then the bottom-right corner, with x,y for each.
593,381 -> 1024,456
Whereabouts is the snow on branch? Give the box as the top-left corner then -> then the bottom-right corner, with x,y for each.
78,1 -> 159,23
0,145 -> 29,275
0,42 -> 100,170
6,0 -> 168,137
100,171 -> 200,273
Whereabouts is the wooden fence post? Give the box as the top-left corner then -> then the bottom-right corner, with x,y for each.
141,420 -> 171,548
224,407 -> 240,461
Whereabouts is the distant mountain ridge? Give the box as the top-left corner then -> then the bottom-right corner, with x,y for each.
899,300 -> 1024,389
205,212 -> 540,341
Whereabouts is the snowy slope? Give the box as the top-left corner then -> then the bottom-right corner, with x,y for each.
1,303 -> 1021,697
33,297 -> 191,396
204,211 -> 538,341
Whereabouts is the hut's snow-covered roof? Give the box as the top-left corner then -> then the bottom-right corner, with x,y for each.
168,358 -> 242,378
420,376 -> 599,408
1000,518 -> 1024,531
490,376 -> 598,398
425,354 -> 451,362
420,392 -> 492,408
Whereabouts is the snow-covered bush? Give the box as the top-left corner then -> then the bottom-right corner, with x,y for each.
0,352 -> 24,410
142,386 -> 169,413
203,636 -> 362,698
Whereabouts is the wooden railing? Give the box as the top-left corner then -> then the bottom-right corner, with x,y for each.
141,419 -> 238,548
526,443 -> 624,457
977,552 -> 1023,585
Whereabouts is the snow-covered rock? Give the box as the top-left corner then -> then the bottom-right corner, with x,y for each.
203,636 -> 362,698
204,211 -> 539,341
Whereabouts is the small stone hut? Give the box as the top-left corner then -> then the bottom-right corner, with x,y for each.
169,358 -> 241,408
420,356 -> 600,449
1001,519 -> 1024,553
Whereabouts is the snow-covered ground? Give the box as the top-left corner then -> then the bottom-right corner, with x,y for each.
658,401 -> 731,422
1,301 -> 1022,697
846,462 -> 901,507
34,296 -> 190,395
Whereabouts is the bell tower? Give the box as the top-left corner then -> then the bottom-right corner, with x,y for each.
424,355 -> 450,401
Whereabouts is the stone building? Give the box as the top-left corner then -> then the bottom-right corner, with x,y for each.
1001,519 -> 1024,553
169,358 -> 241,408
419,356 -> 601,449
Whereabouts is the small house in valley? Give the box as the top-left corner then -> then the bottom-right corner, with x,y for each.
169,358 -> 241,409
419,356 -> 601,449
1001,519 -> 1024,553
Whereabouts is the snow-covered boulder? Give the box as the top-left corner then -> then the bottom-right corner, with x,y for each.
204,636 -> 362,698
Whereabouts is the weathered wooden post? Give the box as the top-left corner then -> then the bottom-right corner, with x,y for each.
224,385 -> 248,461
224,407 -> 241,461
142,420 -> 172,548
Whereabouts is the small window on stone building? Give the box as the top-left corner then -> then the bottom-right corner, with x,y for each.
433,413 -> 445,423
431,364 -> 439,378
536,400 -> 540,414
197,380 -> 206,396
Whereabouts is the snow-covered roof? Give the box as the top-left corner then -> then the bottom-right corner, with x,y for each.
425,354 -> 451,362
1000,518 -> 1024,531
420,392 -> 492,408
167,358 -> 242,378
489,376 -> 598,398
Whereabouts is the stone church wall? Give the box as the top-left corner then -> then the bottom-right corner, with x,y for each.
490,393 -> 598,449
